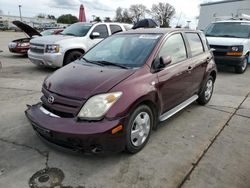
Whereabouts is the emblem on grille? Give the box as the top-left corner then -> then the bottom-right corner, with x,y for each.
48,95 -> 55,104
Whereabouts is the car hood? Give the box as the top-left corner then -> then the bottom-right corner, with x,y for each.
12,21 -> 41,37
30,34 -> 75,44
44,61 -> 136,100
206,36 -> 247,46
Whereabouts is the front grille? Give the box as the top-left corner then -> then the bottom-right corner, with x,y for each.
30,43 -> 45,53
41,87 -> 84,118
210,45 -> 229,56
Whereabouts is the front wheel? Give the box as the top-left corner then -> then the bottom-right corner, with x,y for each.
197,76 -> 214,105
64,51 -> 83,66
125,105 -> 153,154
235,57 -> 248,74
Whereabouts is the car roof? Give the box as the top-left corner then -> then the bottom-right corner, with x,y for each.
214,20 -> 250,23
117,28 -> 199,35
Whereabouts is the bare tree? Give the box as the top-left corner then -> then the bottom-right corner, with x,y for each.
129,4 -> 148,23
150,2 -> 175,27
115,7 -> 133,23
115,7 -> 123,22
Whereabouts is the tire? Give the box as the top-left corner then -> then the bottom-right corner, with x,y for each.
125,105 -> 154,154
197,76 -> 214,105
235,57 -> 248,74
64,51 -> 83,66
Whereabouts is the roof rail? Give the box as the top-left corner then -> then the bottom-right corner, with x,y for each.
215,14 -> 250,21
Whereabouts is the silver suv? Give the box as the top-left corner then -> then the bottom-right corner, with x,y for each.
28,22 -> 132,68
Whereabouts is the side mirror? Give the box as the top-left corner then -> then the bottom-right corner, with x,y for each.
160,56 -> 172,66
152,56 -> 172,73
90,32 -> 100,39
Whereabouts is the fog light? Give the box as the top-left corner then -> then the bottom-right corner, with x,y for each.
111,125 -> 123,134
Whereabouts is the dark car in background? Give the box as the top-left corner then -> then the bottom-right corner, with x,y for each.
8,21 -> 63,55
25,28 -> 217,154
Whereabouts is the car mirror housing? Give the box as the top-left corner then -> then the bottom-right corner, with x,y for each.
160,56 -> 172,66
90,32 -> 101,39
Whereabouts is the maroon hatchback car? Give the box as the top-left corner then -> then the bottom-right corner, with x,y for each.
25,28 -> 217,154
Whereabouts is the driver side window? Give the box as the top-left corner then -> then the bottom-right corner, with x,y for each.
158,33 -> 187,64
92,24 -> 109,38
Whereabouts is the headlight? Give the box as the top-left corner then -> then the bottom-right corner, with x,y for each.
20,42 -> 30,47
230,46 -> 243,52
77,92 -> 123,120
45,44 -> 60,53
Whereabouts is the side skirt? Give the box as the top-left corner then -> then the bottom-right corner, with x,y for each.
159,95 -> 198,122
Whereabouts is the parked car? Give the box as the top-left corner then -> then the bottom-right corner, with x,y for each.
8,21 -> 42,54
25,28 -> 217,154
27,22 -> 133,67
205,18 -> 250,73
0,23 -> 8,31
8,21 -> 63,55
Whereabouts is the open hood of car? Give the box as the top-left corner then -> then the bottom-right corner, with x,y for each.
12,21 -> 41,37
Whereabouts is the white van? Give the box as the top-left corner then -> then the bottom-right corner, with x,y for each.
205,18 -> 250,73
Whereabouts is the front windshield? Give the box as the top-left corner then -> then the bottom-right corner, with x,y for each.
82,34 -> 162,68
61,23 -> 92,37
205,22 -> 250,38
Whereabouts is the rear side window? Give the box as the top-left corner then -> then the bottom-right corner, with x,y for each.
158,33 -> 187,64
92,24 -> 109,38
199,32 -> 209,51
186,33 -> 204,56
110,25 -> 122,34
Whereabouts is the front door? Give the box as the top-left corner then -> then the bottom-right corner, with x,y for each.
87,24 -> 109,49
155,33 -> 193,113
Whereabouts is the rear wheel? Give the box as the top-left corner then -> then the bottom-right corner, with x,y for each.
197,76 -> 214,105
64,51 -> 83,66
125,105 -> 153,154
235,57 -> 248,74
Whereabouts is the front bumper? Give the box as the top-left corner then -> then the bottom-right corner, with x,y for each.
9,47 -> 29,54
28,50 -> 64,68
25,103 -> 127,153
214,55 -> 245,67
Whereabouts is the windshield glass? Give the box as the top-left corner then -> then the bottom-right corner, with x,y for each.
205,22 -> 250,38
82,34 -> 162,68
61,23 -> 92,37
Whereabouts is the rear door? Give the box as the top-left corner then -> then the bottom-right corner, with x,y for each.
110,24 -> 123,34
184,32 -> 212,93
155,33 -> 194,113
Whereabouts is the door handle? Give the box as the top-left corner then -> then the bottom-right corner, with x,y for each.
187,66 -> 192,73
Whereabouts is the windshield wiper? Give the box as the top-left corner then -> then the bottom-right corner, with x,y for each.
64,33 -> 77,36
217,35 -> 239,38
81,57 -> 104,66
94,60 -> 128,69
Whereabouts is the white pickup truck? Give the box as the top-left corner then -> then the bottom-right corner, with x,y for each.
205,19 -> 250,73
28,22 -> 132,68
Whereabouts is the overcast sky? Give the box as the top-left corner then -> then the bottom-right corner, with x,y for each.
0,0 -> 211,28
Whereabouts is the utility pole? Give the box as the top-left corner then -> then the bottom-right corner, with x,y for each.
18,5 -> 22,21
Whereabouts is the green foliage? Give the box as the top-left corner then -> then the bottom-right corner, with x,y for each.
57,14 -> 78,24
94,16 -> 102,22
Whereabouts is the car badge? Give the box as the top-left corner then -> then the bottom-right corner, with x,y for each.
48,95 -> 55,104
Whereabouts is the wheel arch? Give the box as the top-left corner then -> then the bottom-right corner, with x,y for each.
63,48 -> 85,66
125,95 -> 160,130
